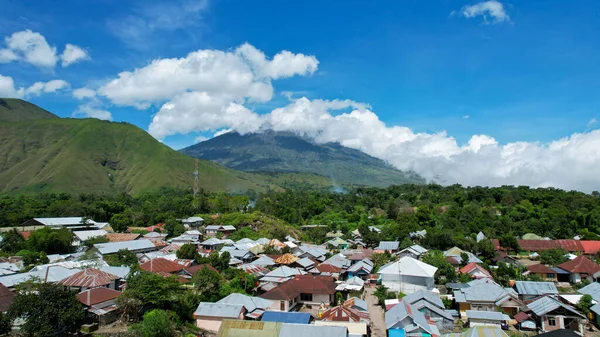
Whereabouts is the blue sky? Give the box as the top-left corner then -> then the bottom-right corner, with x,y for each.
1,0 -> 600,190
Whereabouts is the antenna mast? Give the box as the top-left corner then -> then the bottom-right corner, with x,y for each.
193,159 -> 199,197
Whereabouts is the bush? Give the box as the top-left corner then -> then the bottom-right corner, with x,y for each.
131,309 -> 175,337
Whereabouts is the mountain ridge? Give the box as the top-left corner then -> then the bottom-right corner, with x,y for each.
180,130 -> 424,188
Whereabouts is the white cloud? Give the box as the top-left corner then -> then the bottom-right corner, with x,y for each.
194,135 -> 208,143
0,30 -> 90,68
458,1 -> 510,24
587,117 -> 597,128
73,104 -> 113,121
5,29 -> 58,68
0,74 -> 69,98
60,44 -> 90,67
463,115 -> 470,119
108,0 -> 209,47
237,43 -> 319,79
72,87 -> 97,100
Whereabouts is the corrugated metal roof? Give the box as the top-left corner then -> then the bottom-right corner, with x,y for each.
465,310 -> 509,321
375,241 -> 400,251
251,256 -> 276,266
77,287 -> 121,306
378,256 -> 437,278
558,255 -> 600,274
217,320 -> 281,337
261,311 -> 311,324
518,239 -> 584,252
74,230 -> 108,241
385,301 -> 433,334
453,281 -> 513,303
201,237 -> 223,245
194,302 -> 244,318
99,266 -> 130,279
34,217 -> 90,226
217,293 -> 273,313
578,282 -> 600,302
527,296 -> 583,317
514,281 -> 558,296
60,268 -> 120,287
94,239 -> 155,255
314,321 -> 367,335
344,297 -> 368,312
106,233 -> 140,242
278,323 -> 347,337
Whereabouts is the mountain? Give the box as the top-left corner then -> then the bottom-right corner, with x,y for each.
0,98 -> 58,121
180,131 -> 424,188
0,99 -> 282,195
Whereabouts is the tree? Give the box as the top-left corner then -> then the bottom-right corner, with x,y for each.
499,234 -> 520,254
105,249 -> 138,267
374,285 -> 389,306
191,267 -> 222,302
423,250 -> 456,283
577,294 -> 593,317
118,271 -> 181,318
0,229 -> 24,253
163,219 -> 185,238
176,243 -> 198,260
539,248 -> 568,266
263,244 -> 280,255
460,252 -> 469,267
16,250 -> 49,266
132,309 -> 175,337
83,235 -> 108,248
27,227 -> 73,254
0,312 -> 11,335
8,282 -> 84,337
110,213 -> 130,233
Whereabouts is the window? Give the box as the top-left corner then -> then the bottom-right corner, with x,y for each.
300,293 -> 313,302
548,317 -> 556,326
547,273 -> 554,279
280,301 -> 285,311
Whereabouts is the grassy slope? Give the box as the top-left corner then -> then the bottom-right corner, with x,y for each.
0,98 -> 58,122
0,118 -> 283,195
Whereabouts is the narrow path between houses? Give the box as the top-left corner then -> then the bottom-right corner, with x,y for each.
364,287 -> 386,337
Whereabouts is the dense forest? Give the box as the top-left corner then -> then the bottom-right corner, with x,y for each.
2,184 -> 600,250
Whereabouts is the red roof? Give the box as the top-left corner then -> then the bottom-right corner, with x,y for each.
260,275 -> 337,301
61,268 -> 120,288
182,264 -> 218,276
558,255 -> 600,275
20,231 -> 32,240
314,263 -> 342,273
580,241 -> 600,255
518,240 -> 584,252
0,283 -> 15,312
490,239 -> 501,250
459,262 -> 492,278
527,264 -> 556,274
320,305 -> 362,322
139,258 -> 185,274
514,311 -> 532,323
77,287 -> 121,306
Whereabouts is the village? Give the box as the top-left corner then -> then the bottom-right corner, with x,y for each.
1,217 -> 600,337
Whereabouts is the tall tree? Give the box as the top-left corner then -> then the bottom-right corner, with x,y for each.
176,243 -> 198,260
131,309 -> 175,337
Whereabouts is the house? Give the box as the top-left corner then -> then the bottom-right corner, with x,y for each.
578,281 -> 600,302
296,245 -> 329,261
399,244 -> 428,260
400,290 -> 453,331
291,257 -> 317,271
194,303 -> 245,332
60,268 -> 121,291
260,266 -> 305,284
514,311 -> 537,331
527,296 -> 585,334
222,247 -> 255,263
139,258 -> 185,274
410,229 -> 427,240
557,255 -> 600,283
326,238 -> 350,249
464,310 -> 509,328
335,276 -> 365,291
378,256 -> 437,294
374,241 -> 400,253
93,240 -> 157,256
201,238 -> 224,252
170,234 -> 199,245
216,319 -> 348,337
320,304 -> 368,323
143,231 -> 168,240
204,225 -> 236,238
23,217 -> 99,230
526,264 -> 558,281
0,283 -> 15,313
251,255 -> 276,267
513,281 -> 558,300
274,253 -> 299,265
346,259 -> 373,279
72,230 -> 108,246
476,232 -> 486,242
313,321 -> 368,336
180,264 -> 218,281
239,263 -> 269,277
443,247 -> 482,265
260,275 -> 337,311
459,263 -> 493,280
77,287 -> 121,325
386,301 -> 441,337
0,265 -> 78,289
311,263 -> 343,278
217,293 -> 276,320
453,279 -> 524,316
323,254 -> 351,270
261,311 -> 312,324
344,297 -> 369,314
181,216 -> 204,227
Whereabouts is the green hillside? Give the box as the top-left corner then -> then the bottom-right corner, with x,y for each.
0,101 -> 285,195
0,98 -> 58,122
181,131 -> 424,188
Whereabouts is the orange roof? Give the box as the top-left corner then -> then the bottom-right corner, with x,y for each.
140,258 -> 185,274
527,263 -> 556,274
459,262 -> 492,278
106,233 -> 140,242
77,287 -> 121,306
61,268 -> 120,288
150,239 -> 168,247
275,253 -> 299,265
558,255 -> 600,274
314,263 -> 342,273
580,241 -> 600,255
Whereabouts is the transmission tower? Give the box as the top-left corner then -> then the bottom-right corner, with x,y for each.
193,159 -> 199,197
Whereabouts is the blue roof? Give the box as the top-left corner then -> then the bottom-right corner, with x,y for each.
261,311 -> 311,324
551,267 -> 571,275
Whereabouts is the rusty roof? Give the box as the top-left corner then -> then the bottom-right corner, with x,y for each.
139,258 -> 185,273
527,264 -> 557,274
260,275 -> 337,301
580,241 -> 600,255
150,239 -> 168,247
558,255 -> 600,274
106,233 -> 140,242
60,268 -> 120,288
183,264 -> 218,276
275,253 -> 299,265
314,263 -> 342,273
0,283 -> 15,311
320,305 -> 362,322
518,240 -> 584,252
77,287 -> 121,306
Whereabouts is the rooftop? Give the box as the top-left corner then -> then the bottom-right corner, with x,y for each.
0,283 -> 15,311
558,255 -> 600,275
527,263 -> 557,274
513,281 -> 558,296
105,233 -> 140,242
94,239 -> 155,255
378,256 -> 437,278
261,311 -> 311,324
260,275 -> 337,301
375,241 -> 399,251
77,287 -> 121,306
60,268 -> 120,288
194,302 -> 244,318
139,258 -> 185,273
